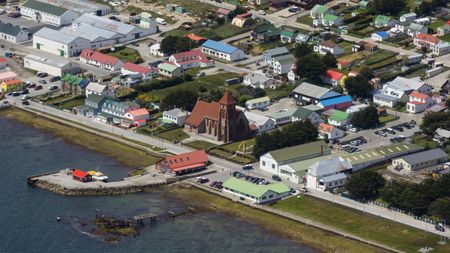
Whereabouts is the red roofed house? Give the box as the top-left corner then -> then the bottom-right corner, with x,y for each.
185,33 -> 207,43
184,91 -> 251,143
318,122 -> 344,140
406,91 -> 435,114
121,62 -> 158,80
72,169 -> 92,182
1,79 -> 23,93
0,57 -> 7,69
322,69 -> 344,86
156,150 -> 209,175
122,108 -> 150,127
80,49 -> 123,71
168,49 -> 214,70
413,33 -> 440,49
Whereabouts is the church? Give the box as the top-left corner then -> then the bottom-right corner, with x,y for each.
184,91 -> 251,143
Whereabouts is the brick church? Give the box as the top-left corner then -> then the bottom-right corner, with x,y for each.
184,91 -> 251,143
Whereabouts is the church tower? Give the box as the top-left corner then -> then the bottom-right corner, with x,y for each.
218,90 -> 236,142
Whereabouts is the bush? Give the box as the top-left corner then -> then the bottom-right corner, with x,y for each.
135,77 -> 184,92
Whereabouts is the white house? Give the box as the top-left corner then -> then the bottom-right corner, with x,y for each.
150,43 -> 165,57
306,157 -> 351,191
272,54 -> 296,75
0,22 -> 29,43
399,12 -> 417,23
314,40 -> 344,56
259,141 -> 331,176
243,73 -> 276,89
373,77 -> 432,108
406,91 -> 435,114
139,12 -> 158,32
391,148 -> 448,174
168,49 -> 213,70
121,62 -> 157,80
262,47 -> 290,66
291,107 -> 323,125
327,111 -> 351,127
85,82 -> 107,97
287,64 -> 299,83
21,0 -> 79,26
24,53 -> 80,77
432,41 -> 450,56
162,108 -> 189,126
310,4 -> 334,19
322,69 -> 344,86
123,108 -> 150,127
243,110 -> 276,133
80,49 -> 123,71
318,123 -> 344,140
245,96 -> 271,110
200,39 -> 246,62
371,31 -> 390,41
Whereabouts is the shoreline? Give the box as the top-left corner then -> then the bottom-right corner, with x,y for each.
2,107 -> 393,252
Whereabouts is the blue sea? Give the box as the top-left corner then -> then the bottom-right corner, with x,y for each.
0,116 -> 317,253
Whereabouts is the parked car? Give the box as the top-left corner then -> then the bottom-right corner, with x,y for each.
37,72 -> 48,78
50,76 -> 61,82
38,79 -> 47,84
242,164 -> 253,170
20,89 -> 29,95
21,95 -> 30,100
435,223 -> 446,232
196,177 -> 209,184
27,83 -> 36,89
272,175 -> 281,181
12,91 -> 20,97
48,85 -> 59,90
34,85 -> 43,90
258,10 -> 266,15
21,100 -> 30,105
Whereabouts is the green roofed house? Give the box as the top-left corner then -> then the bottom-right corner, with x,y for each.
280,30 -> 296,44
374,15 -> 397,28
328,110 -> 350,127
260,140 -> 331,176
252,23 -> 282,42
321,14 -> 343,27
291,107 -> 323,125
359,0 -> 371,9
310,5 -> 334,19
223,177 -> 290,204
20,0 -> 79,27
158,62 -> 184,78
61,73 -> 89,95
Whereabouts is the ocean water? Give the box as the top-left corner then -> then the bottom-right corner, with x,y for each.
0,116 -> 318,253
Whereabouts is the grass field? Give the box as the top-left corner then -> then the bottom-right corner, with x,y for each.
108,47 -> 143,64
379,114 -> 398,124
273,196 -> 450,253
411,135 -> 439,149
427,19 -> 447,31
221,138 -> 256,153
141,72 -> 238,102
155,128 -> 190,143
184,140 -> 217,150
364,50 -> 397,65
297,16 -> 313,26
58,98 -> 85,110
163,23 -> 255,40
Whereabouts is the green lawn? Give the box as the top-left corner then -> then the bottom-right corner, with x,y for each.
126,5 -> 176,24
411,135 -> 439,149
273,196 -> 450,253
440,34 -> 450,43
265,84 -> 295,100
141,72 -> 238,102
58,98 -> 85,110
155,128 -> 190,143
379,114 -> 398,124
297,16 -> 313,26
108,47 -> 143,64
364,50 -> 397,65
427,19 -> 446,31
153,0 -> 217,19
184,140 -> 217,150
368,57 -> 401,70
221,138 -> 256,153
163,23 -> 256,40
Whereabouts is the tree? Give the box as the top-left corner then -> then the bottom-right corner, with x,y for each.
160,36 -> 191,55
293,43 -> 313,59
372,0 -> 406,16
416,1 -> 433,15
429,198 -> 450,223
160,89 -> 198,111
359,67 -> 374,80
253,120 -> 318,158
351,106 -> 380,129
295,54 -> 326,81
420,111 -> 450,135
344,75 -> 373,99
346,170 -> 385,201
322,52 -> 337,68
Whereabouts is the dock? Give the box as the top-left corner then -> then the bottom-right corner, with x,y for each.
129,213 -> 158,224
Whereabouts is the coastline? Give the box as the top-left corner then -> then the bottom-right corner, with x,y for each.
1,108 -> 392,253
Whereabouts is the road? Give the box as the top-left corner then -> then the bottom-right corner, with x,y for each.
6,96 -> 242,171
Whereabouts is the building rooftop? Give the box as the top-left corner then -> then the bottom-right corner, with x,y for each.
158,62 -> 179,72
244,73 -> 272,84
387,76 -> 427,91
293,82 -> 340,100
60,23 -> 119,41
267,140 -> 330,163
75,14 -> 142,35
164,108 -> 189,118
246,96 -> 270,104
24,53 -> 74,68
395,148 -> 448,166
37,0 -> 111,15
308,157 -> 352,177
264,46 -> 289,57
0,22 -> 26,36
223,177 -> 290,198
318,95 -> 352,107
201,39 -> 239,54
34,27 -> 81,44
330,110 -> 349,122
162,150 -> 209,173
22,0 -> 69,16
85,82 -> 106,94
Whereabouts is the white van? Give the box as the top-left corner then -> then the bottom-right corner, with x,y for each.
156,18 -> 166,25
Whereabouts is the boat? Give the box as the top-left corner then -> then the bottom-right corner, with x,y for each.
87,170 -> 109,182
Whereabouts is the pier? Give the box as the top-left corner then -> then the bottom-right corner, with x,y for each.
129,213 -> 158,224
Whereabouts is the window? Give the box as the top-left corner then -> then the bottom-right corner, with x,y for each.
271,164 -> 275,169
262,161 -> 266,166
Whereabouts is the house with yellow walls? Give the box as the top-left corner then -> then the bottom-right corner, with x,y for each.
1,79 -> 23,93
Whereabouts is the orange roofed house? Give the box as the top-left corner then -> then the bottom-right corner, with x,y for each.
184,91 -> 251,143
156,150 -> 209,175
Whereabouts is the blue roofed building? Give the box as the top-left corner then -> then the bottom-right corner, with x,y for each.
200,39 -> 246,62
317,95 -> 353,110
371,31 -> 390,41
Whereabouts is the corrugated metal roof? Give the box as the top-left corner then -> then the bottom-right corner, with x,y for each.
34,27 -> 80,44
201,39 -> 238,54
0,22 -> 24,36
268,141 -> 329,163
395,148 -> 448,166
22,0 -> 69,16
319,95 -> 352,107
223,177 -> 290,198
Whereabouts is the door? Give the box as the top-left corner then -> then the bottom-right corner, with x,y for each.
36,43 -> 41,49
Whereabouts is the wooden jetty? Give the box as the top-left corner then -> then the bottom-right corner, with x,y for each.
129,213 -> 157,224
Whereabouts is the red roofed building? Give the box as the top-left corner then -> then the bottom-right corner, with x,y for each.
168,49 -> 214,70
80,49 -> 123,71
322,69 -> 344,86
185,33 -> 207,43
407,91 -> 435,114
318,122 -> 344,140
72,169 -> 92,182
123,108 -> 150,127
121,62 -> 158,80
413,33 -> 440,49
185,91 -> 251,143
0,57 -> 7,69
156,150 -> 209,175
